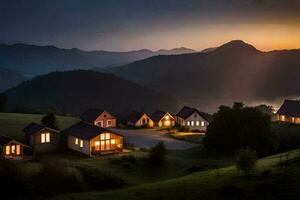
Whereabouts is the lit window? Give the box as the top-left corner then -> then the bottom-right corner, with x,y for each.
95,141 -> 100,146
80,140 -> 83,148
201,121 -> 205,126
75,138 -> 78,145
5,146 -> 10,155
100,134 -> 105,140
191,121 -> 194,126
41,133 -> 50,143
196,121 -> 200,126
187,121 -> 190,126
11,145 -> 15,154
280,115 -> 285,121
46,133 -> 50,143
105,133 -> 110,140
165,115 -> 169,120
16,145 -> 20,155
111,139 -> 116,144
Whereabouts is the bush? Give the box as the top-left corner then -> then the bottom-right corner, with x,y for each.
236,148 -> 257,174
149,142 -> 167,165
41,112 -> 58,129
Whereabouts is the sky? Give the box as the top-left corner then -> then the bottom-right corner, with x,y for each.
0,0 -> 300,51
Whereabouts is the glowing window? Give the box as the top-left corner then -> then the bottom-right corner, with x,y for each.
80,140 -> 83,148
46,133 -> 50,143
75,138 -> 78,145
196,121 -> 200,126
16,145 -> 20,155
187,121 -> 190,126
111,139 -> 116,144
281,115 -> 285,121
191,121 -> 194,126
95,141 -> 100,146
105,133 -> 110,140
165,115 -> 169,120
100,134 -> 105,140
201,121 -> 205,126
11,145 -> 15,154
41,133 -> 50,143
5,146 -> 10,155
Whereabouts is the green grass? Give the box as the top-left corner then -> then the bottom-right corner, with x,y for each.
0,112 -> 80,140
53,148 -> 300,200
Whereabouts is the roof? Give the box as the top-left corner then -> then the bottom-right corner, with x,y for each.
80,109 -> 115,123
176,106 -> 210,121
277,100 -> 300,117
0,135 -> 31,148
64,122 -> 122,140
23,122 -> 58,135
118,110 -> 148,124
150,110 -> 173,123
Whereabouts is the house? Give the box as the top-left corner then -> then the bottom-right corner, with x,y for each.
64,122 -> 123,156
175,106 -> 210,132
276,100 -> 300,124
23,123 -> 60,153
80,109 -> 117,128
0,135 -> 31,160
118,110 -> 154,127
150,110 -> 175,127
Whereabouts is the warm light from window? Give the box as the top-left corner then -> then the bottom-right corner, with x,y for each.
196,121 -> 200,126
16,145 -> 20,155
75,138 -> 78,145
41,133 -> 50,143
191,121 -> 194,126
111,139 -> 116,144
46,133 -> 50,142
187,121 -> 190,126
165,115 -> 169,120
11,145 -> 15,154
100,134 -> 105,140
105,133 -> 110,140
95,141 -> 100,146
281,115 -> 285,121
80,140 -> 83,148
5,146 -> 10,155
201,121 -> 205,126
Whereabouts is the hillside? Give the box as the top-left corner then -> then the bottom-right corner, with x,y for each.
0,68 -> 26,92
106,40 -> 300,112
0,43 -> 195,76
2,70 -> 178,115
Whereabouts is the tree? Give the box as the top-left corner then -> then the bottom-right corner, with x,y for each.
255,104 -> 274,116
203,102 -> 272,155
0,95 -> 5,112
41,113 -> 58,129
236,148 -> 257,174
149,142 -> 167,165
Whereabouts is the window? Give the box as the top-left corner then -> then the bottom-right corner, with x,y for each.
41,133 -> 50,143
105,133 -> 110,140
97,121 -> 103,127
111,139 -> 116,144
187,121 -> 190,126
100,134 -> 105,140
11,145 -> 15,154
75,138 -> 78,145
196,121 -> 200,126
280,115 -> 285,121
165,115 -> 169,120
16,145 -> 20,155
80,140 -> 83,148
191,121 -> 194,126
5,146 -> 10,155
107,120 -> 112,127
201,121 -> 205,127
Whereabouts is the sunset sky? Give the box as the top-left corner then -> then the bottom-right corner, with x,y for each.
1,0 -> 299,51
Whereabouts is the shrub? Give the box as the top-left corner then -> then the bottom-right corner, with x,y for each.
41,112 -> 58,129
236,148 -> 257,174
149,142 -> 167,165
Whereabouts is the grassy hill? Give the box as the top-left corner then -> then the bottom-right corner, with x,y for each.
53,148 -> 300,200
0,112 -> 79,140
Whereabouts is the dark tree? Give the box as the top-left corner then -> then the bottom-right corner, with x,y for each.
255,104 -> 274,116
41,113 -> 58,129
203,102 -> 272,155
149,142 -> 167,165
0,95 -> 5,112
236,148 -> 257,174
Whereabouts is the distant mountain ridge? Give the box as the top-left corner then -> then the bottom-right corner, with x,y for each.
0,68 -> 26,92
2,70 -> 179,115
105,40 -> 300,112
0,43 -> 195,76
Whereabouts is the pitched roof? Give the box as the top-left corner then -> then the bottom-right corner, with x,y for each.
23,122 -> 58,135
64,122 -> 122,140
150,110 -> 173,123
0,135 -> 31,147
176,106 -> 210,121
277,100 -> 300,117
80,109 -> 115,123
118,110 -> 148,124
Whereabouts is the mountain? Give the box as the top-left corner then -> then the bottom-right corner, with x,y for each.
0,68 -> 26,92
2,70 -> 178,115
105,40 -> 300,112
0,43 -> 196,76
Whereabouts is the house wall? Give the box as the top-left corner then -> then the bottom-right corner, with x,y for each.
135,114 -> 154,127
94,111 -> 117,128
90,132 -> 123,154
157,113 -> 175,127
29,129 -> 60,154
276,114 -> 300,124
176,111 -> 209,132
68,135 -> 90,156
1,142 -> 23,160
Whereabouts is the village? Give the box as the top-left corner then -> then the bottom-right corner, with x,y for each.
1,100 -> 299,161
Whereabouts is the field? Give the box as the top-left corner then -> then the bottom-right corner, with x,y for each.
0,112 -> 80,140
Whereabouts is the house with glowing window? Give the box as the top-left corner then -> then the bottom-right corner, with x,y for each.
64,122 -> 123,156
118,110 -> 154,127
80,109 -> 117,128
175,106 -> 210,132
23,123 -> 60,153
150,110 -> 175,127
0,135 -> 31,160
276,100 -> 300,124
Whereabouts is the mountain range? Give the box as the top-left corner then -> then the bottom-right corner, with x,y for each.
0,43 -> 195,76
0,68 -> 26,92
2,70 -> 178,115
104,40 -> 300,112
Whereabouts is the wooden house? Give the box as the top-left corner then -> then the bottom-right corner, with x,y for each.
175,106 -> 210,132
80,109 -> 117,128
64,122 -> 123,156
150,110 -> 175,127
118,111 -> 154,127
0,135 -> 31,160
276,100 -> 300,124
23,123 -> 60,154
